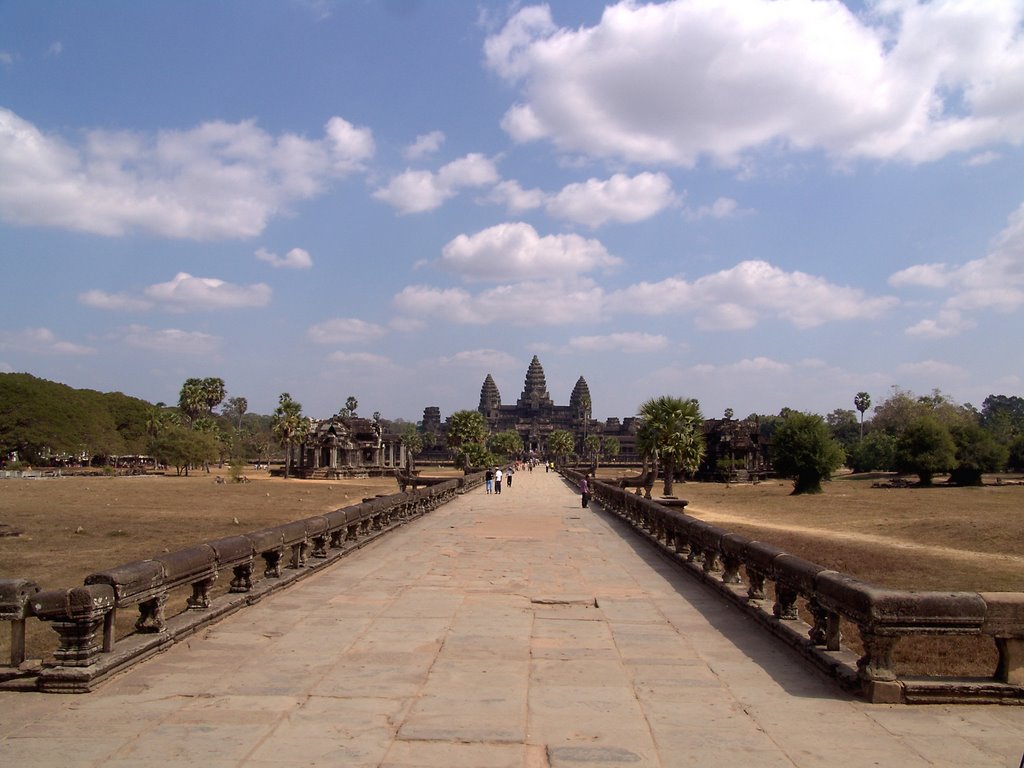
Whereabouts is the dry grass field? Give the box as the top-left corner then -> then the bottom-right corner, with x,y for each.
2,467 -> 1021,678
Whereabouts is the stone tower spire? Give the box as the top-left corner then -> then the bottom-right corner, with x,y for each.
569,376 -> 591,416
478,374 -> 501,415
516,355 -> 553,410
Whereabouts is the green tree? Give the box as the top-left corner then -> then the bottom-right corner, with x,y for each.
601,436 -> 621,462
846,430 -> 897,473
223,396 -> 248,431
894,416 -> 956,486
337,397 -> 358,421
151,425 -> 218,476
771,411 -> 845,495
949,422 -> 1008,486
1008,434 -> 1024,472
637,396 -> 705,497
873,386 -> 975,437
271,393 -> 308,479
546,429 -> 575,467
583,434 -> 601,461
980,395 -> 1024,445
488,429 -> 524,460
460,442 -> 496,471
854,391 -> 871,439
446,410 -> 487,470
826,408 -> 861,454
177,377 -> 225,425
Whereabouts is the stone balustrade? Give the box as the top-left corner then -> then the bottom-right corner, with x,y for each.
564,470 -> 1024,704
0,473 -> 482,693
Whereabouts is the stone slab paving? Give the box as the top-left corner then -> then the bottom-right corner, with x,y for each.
2,469 -> 1023,767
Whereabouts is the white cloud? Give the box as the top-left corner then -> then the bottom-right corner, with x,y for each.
684,197 -> 746,222
486,180 -> 547,214
0,327 -> 93,355
895,201 -> 1024,335
78,290 -> 153,312
439,222 -> 621,282
905,309 -> 976,339
966,151 -> 1001,167
888,263 -> 952,288
121,325 -> 222,355
394,279 -> 606,326
307,317 -> 387,345
485,1 -> 1024,166
373,153 -> 499,214
0,108 -> 373,239
568,332 -> 668,353
255,247 -> 313,269
608,260 -> 897,329
404,130 -> 445,160
0,51 -> 14,66
143,272 -> 271,312
546,172 -> 676,227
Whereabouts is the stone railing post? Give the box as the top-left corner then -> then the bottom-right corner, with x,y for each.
0,579 -> 40,666
980,592 -> 1024,685
30,585 -> 116,666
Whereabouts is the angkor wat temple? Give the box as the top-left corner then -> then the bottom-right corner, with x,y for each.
422,355 -> 770,479
475,355 -> 639,457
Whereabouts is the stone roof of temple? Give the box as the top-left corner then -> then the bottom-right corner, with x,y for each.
519,355 -> 552,405
569,376 -> 591,410
479,374 -> 501,411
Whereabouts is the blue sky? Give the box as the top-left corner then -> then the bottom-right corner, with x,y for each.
1,0 -> 1022,423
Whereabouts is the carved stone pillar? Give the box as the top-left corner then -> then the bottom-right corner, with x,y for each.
262,549 -> 283,578
186,574 -> 218,610
773,583 -> 799,620
229,562 -> 253,593
311,535 -> 328,559
857,631 -> 899,682
746,568 -> 767,602
135,594 -> 167,633
701,549 -> 720,575
807,599 -> 829,645
721,554 -> 742,585
994,637 -> 1024,685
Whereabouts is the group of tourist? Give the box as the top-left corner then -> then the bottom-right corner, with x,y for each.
484,465 -> 515,494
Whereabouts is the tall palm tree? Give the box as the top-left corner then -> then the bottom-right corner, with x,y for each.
854,391 -> 871,440
271,392 -> 307,479
637,396 -> 705,497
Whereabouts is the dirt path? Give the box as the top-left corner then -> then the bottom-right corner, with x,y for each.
686,505 -> 1024,569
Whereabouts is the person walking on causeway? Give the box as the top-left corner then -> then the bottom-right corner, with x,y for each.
494,467 -> 503,494
580,476 -> 590,508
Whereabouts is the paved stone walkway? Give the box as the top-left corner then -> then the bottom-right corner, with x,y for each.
2,470 -> 1023,767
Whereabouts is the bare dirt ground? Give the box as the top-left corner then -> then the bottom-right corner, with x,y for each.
0,466 -> 457,661
598,470 -> 1024,593
0,468 -> 402,589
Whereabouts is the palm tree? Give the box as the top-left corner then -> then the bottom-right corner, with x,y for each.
178,378 -> 206,425
854,392 -> 871,440
271,392 -> 308,479
546,429 -> 575,467
637,396 -> 705,497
